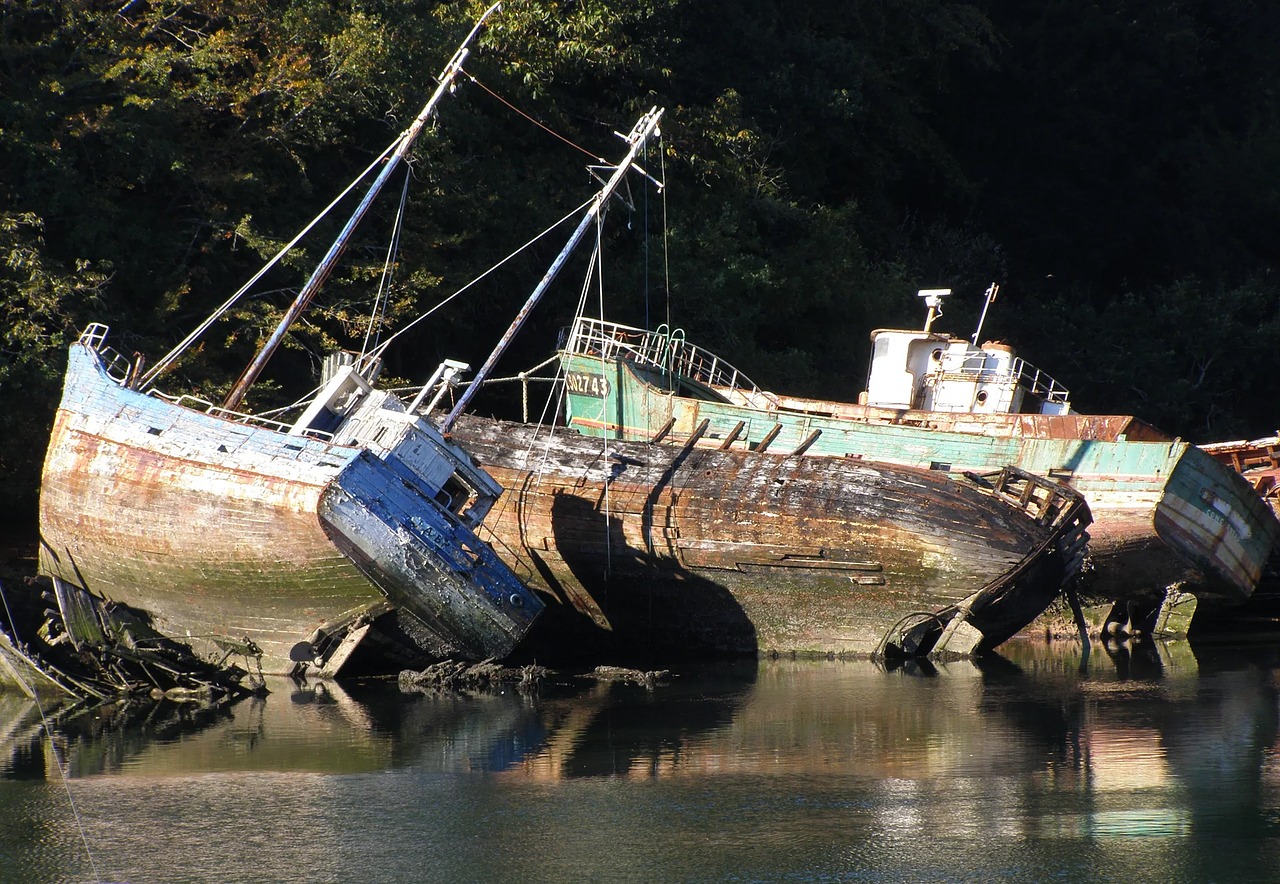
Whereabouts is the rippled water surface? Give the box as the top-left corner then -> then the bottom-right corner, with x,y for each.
3,638 -> 1280,883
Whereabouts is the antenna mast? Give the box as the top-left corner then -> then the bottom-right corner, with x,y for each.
970,283 -> 1000,346
918,289 -> 951,333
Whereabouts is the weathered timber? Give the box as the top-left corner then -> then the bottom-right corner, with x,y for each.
0,576 -> 254,702
449,414 -> 1090,661
559,317 -> 1279,610
1202,435 -> 1280,519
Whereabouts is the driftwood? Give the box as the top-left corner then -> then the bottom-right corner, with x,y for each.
399,659 -> 548,694
587,666 -> 671,688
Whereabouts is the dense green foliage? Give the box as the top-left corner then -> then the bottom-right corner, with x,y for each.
4,0 -> 1280,526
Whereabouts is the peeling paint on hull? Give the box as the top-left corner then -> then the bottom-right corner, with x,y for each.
450,415 -> 1089,660
38,339 -> 542,675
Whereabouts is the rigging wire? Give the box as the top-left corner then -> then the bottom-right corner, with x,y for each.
361,163 -> 413,359
141,48 -> 625,397
643,137 -> 650,330
366,197 -> 593,362
143,65 -> 623,397
464,72 -> 604,163
139,135 -> 402,390
659,135 -> 671,330
594,211 -> 612,579
0,585 -> 103,884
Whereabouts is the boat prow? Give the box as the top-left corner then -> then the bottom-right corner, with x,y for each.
37,326 -> 543,675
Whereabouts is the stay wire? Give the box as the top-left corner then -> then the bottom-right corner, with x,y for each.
367,198 -> 592,362
594,213 -> 612,579
643,137 -> 650,331
464,72 -> 604,162
140,134 -> 403,390
659,136 -> 671,330
362,163 -> 412,359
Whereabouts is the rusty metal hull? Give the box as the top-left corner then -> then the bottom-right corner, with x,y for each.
38,340 -> 542,675
450,415 -> 1089,660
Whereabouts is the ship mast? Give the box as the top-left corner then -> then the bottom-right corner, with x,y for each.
439,107 -> 664,433
221,3 -> 501,412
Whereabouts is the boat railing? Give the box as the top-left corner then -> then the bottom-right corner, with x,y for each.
563,316 -> 777,405
1012,358 -> 1070,405
148,390 -> 325,437
945,349 -> 1070,405
79,323 -> 133,384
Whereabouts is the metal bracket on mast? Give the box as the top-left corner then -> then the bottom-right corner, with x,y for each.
439,106 -> 665,433
587,147 -> 664,213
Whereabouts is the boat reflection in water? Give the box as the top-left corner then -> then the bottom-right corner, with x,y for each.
3,641 -> 1280,883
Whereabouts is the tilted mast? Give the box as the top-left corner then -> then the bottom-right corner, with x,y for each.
439,106 -> 664,432
221,2 -> 501,412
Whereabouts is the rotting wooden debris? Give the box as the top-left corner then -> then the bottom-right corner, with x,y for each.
0,576 -> 261,704
397,661 -> 672,695
588,666 -> 671,688
398,659 -> 549,694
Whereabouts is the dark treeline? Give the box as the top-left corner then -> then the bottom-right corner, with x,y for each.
4,0 -> 1280,525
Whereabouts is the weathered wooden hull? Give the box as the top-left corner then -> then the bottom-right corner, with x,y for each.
450,415 -> 1089,661
563,354 -> 1277,606
38,341 -> 541,675
1201,435 -> 1280,518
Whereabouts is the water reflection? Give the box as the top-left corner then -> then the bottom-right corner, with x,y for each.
2,640 -> 1280,883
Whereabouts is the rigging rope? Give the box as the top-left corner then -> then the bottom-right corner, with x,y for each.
643,137 -> 650,330
366,197 -> 593,361
464,72 -> 604,162
139,135 -> 403,390
142,55 -> 641,397
660,138 -> 672,331
362,163 -> 413,359
594,211 -> 612,579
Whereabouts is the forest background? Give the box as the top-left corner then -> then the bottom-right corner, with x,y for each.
4,0 -> 1280,529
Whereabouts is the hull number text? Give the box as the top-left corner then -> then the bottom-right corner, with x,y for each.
565,371 -> 611,398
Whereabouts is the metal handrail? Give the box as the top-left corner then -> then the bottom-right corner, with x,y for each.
79,324 -> 133,384
940,350 -> 1070,404
564,316 -> 774,403
146,390 -> 325,437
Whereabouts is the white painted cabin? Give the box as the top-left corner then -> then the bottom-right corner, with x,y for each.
862,327 -> 1073,416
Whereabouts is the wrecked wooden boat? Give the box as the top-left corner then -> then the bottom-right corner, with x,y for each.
38,325 -> 542,676
392,107 -> 1101,660
383,109 -> 1093,661
556,288 -> 1278,623
36,6 -> 543,677
1201,434 -> 1280,518
0,577 -> 252,703
449,413 -> 1091,660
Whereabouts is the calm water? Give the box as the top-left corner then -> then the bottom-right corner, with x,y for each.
2,638 -> 1279,884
